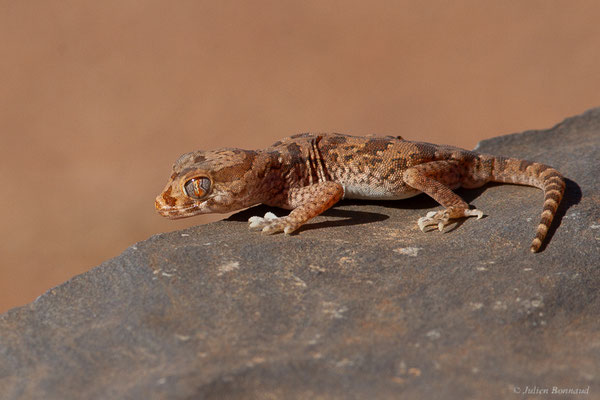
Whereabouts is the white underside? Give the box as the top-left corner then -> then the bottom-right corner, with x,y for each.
342,184 -> 420,200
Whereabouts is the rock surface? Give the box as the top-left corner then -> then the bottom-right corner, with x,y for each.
1,109 -> 599,400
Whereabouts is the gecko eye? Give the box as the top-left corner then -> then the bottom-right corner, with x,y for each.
183,177 -> 211,199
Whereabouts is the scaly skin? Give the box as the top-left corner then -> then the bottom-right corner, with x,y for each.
155,133 -> 565,252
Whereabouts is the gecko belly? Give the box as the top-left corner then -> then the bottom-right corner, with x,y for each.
342,184 -> 420,200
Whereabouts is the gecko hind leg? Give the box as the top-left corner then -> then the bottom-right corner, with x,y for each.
403,161 -> 485,233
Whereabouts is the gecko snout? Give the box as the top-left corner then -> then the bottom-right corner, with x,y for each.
155,192 -> 199,219
155,193 -> 177,217
155,195 -> 169,216
154,196 -> 163,210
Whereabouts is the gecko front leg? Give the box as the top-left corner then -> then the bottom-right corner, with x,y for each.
402,160 -> 484,232
248,181 -> 344,234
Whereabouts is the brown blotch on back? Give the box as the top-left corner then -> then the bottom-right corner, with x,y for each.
390,157 -> 410,170
357,138 -> 393,154
495,157 -> 509,171
285,143 -> 304,166
290,133 -> 311,139
327,135 -> 348,144
480,158 -> 493,170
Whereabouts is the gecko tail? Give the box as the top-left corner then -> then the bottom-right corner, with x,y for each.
490,157 -> 566,252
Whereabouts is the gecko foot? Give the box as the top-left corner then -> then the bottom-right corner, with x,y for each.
417,208 -> 483,232
248,212 -> 298,235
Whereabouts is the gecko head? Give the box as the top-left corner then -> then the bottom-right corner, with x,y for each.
155,148 -> 259,218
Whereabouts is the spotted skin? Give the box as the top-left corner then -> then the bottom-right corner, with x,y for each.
156,133 -> 565,252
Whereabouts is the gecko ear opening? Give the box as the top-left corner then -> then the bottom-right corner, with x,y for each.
183,177 -> 211,199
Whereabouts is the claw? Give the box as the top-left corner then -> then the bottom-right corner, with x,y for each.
417,208 -> 484,233
417,213 -> 445,232
417,218 -> 429,232
465,209 -> 484,219
261,225 -> 275,234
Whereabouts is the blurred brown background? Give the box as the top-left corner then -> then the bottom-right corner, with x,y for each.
1,0 -> 599,313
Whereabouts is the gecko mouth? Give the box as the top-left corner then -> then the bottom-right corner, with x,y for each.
155,197 -> 200,219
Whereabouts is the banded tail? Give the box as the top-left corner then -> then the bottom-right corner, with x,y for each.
491,157 -> 565,252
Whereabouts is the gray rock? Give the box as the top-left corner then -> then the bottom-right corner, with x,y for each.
1,109 -> 599,400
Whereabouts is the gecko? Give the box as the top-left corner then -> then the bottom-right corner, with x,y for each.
155,133 -> 565,252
